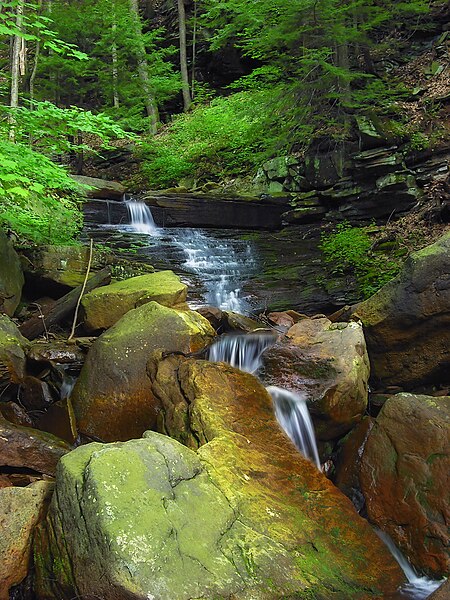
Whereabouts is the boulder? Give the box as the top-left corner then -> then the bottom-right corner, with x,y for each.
71,302 -> 215,442
0,315 -> 29,385
71,175 -> 125,200
36,357 -> 403,599
81,271 -> 187,332
0,415 -> 71,476
429,579 -> 450,599
0,229 -> 24,316
0,480 -> 53,599
261,318 -> 370,440
353,231 -> 450,388
360,393 -> 450,577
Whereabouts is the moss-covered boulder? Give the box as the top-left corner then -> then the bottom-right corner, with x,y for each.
36,357 -> 403,599
81,271 -> 187,332
360,393 -> 450,577
353,231 -> 450,388
0,480 -> 53,599
0,230 -> 24,317
262,318 -> 370,440
0,315 -> 29,385
71,302 -> 215,442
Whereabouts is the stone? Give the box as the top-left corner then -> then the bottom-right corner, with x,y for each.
19,375 -> 56,411
262,318 -> 370,440
262,155 -> 297,180
428,579 -> 450,599
0,415 -> 70,476
71,302 -> 215,442
360,393 -> 450,577
0,480 -> 53,599
223,310 -> 261,332
0,401 -> 34,427
353,231 -> 450,388
81,271 -> 187,332
36,357 -> 403,600
0,230 -> 24,316
28,340 -> 86,365
71,175 -> 126,200
196,305 -> 224,331
0,314 -> 29,385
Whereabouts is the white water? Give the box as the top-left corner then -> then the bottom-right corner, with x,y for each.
126,200 -> 158,234
268,386 -> 321,470
207,333 -> 321,469
173,229 -> 256,312
207,332 -> 276,373
377,531 -> 445,599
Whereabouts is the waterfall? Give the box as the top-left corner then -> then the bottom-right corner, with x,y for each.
207,333 -> 321,470
126,200 -> 158,234
376,531 -> 445,599
206,332 -> 276,373
268,386 -> 321,470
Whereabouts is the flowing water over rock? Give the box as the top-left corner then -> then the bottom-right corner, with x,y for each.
377,531 -> 445,599
268,386 -> 321,470
207,332 -> 321,469
126,199 -> 158,235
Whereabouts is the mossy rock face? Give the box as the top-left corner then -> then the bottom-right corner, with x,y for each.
360,393 -> 450,578
261,318 -> 370,441
0,315 -> 29,385
0,481 -> 53,599
37,358 -> 403,599
81,271 -> 188,332
0,230 -> 24,317
354,231 -> 450,388
71,302 -> 215,442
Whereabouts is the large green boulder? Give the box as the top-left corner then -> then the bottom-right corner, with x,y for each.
36,358 -> 403,599
71,302 -> 215,442
353,231 -> 450,388
81,271 -> 187,332
360,393 -> 450,577
0,230 -> 24,316
0,315 -> 29,385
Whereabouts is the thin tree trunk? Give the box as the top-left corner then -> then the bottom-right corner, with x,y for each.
129,0 -> 159,133
112,0 -> 120,108
9,0 -> 24,141
30,0 -> 44,107
177,0 -> 191,111
191,0 -> 196,100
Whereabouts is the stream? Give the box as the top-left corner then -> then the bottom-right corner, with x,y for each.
82,200 -> 445,600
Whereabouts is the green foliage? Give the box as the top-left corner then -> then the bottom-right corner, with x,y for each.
320,223 -> 401,298
0,140 -> 83,244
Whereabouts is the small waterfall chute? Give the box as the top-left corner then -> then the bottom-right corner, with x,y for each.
268,386 -> 321,470
376,530 -> 445,599
206,332 -> 276,373
126,199 -> 158,234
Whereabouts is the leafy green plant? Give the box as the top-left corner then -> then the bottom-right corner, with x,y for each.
320,222 -> 401,298
0,140 -> 84,244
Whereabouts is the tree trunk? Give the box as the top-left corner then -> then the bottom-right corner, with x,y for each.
129,0 -> 159,133
177,0 -> 191,111
9,0 -> 24,141
112,0 -> 120,108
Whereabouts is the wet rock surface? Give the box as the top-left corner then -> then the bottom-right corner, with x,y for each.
0,315 -> 29,386
360,393 -> 450,577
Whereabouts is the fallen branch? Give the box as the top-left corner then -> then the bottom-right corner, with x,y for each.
68,238 -> 94,342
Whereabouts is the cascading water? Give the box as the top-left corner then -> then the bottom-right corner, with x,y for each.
376,531 -> 445,599
173,229 -> 256,312
268,386 -> 321,470
207,333 -> 321,469
126,199 -> 158,234
206,332 -> 277,373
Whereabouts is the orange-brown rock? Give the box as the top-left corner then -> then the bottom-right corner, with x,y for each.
353,231 -> 450,388
0,315 -> 29,385
360,393 -> 450,577
71,302 -> 215,442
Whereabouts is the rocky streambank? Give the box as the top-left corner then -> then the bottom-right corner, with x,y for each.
0,225 -> 449,598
